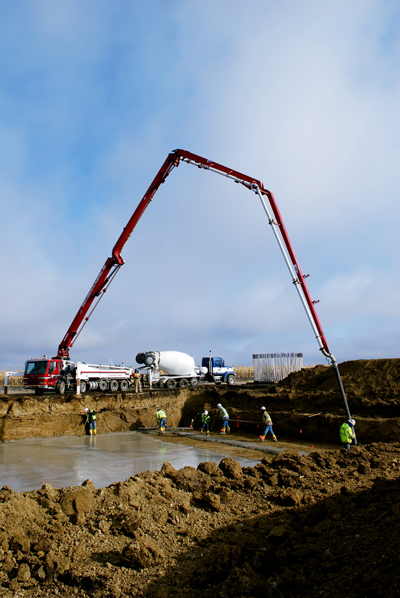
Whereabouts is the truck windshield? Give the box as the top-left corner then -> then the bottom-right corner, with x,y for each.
25,361 -> 49,375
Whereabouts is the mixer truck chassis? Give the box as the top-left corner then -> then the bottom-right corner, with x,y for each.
136,350 -> 236,389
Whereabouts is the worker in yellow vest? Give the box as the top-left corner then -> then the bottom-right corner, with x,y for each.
259,406 -> 277,442
217,403 -> 230,434
156,408 -> 167,435
133,369 -> 142,393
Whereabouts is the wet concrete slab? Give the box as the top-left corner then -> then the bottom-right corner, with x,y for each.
0,431 -> 258,493
169,430 -> 311,455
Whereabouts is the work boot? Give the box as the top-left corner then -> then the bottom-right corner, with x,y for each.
226,426 -> 231,434
259,435 -> 265,442
272,434 -> 278,442
89,429 -> 92,436
93,429 -> 97,435
200,429 -> 203,433
206,430 -> 210,436
220,428 -> 225,435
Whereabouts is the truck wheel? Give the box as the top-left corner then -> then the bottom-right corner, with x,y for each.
179,379 -> 189,388
34,388 -> 44,396
190,378 -> 198,387
56,380 -> 66,395
120,380 -> 129,392
166,379 -> 176,389
80,381 -> 88,393
144,354 -> 155,366
99,379 -> 108,392
110,380 -> 119,392
226,374 -> 236,386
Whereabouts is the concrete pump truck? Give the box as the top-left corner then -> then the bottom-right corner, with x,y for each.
23,149 -> 354,427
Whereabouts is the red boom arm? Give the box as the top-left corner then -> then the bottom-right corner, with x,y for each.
57,151 -> 180,357
57,149 -> 328,357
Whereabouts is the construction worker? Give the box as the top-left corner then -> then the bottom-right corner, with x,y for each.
340,418 -> 356,449
259,406 -> 277,442
133,369 -> 142,393
201,410 -> 210,435
217,403 -> 230,434
88,408 -> 97,436
156,408 -> 167,435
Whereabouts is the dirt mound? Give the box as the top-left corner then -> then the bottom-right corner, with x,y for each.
279,358 -> 400,398
259,358 -> 400,418
0,444 -> 400,596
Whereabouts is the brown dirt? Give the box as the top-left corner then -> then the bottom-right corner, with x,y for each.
0,358 -> 399,597
0,445 -> 399,597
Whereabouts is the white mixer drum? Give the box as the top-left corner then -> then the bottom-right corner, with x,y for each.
158,351 -> 196,376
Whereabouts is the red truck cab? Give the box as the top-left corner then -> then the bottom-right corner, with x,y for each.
24,358 -> 64,395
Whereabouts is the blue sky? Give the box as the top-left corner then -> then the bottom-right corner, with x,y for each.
1,0 -> 399,370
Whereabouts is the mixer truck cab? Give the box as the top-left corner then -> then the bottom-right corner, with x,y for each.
202,356 -> 236,385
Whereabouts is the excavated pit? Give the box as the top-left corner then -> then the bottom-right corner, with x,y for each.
1,356 -> 400,444
0,358 -> 399,597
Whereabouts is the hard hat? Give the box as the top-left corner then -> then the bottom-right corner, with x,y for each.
85,407 -> 89,412
204,410 -> 208,415
261,406 -> 266,410
349,418 -> 356,426
217,403 -> 222,409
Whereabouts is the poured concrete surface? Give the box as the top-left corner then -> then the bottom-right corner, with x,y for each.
0,431 -> 258,493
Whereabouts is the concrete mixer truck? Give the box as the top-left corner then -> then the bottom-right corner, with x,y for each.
135,350 -> 236,389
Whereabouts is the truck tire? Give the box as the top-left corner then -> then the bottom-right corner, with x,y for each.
99,379 -> 108,392
80,381 -> 88,393
226,374 -> 236,386
179,379 -> 189,388
56,380 -> 66,395
190,378 -> 198,387
34,387 -> 44,396
110,380 -> 119,392
120,380 -> 129,392
166,379 -> 176,389
144,354 -> 155,366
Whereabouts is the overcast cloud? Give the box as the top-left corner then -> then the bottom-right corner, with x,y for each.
0,0 -> 399,370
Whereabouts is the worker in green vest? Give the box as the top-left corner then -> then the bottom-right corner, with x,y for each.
84,407 -> 97,436
156,408 -> 167,435
201,410 -> 211,435
340,419 -> 356,449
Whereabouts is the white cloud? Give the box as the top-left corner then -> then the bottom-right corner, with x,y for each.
0,0 -> 399,370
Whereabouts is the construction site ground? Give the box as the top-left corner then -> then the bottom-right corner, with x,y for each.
0,357 -> 399,597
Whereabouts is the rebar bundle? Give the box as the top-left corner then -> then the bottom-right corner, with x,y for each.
252,352 -> 303,382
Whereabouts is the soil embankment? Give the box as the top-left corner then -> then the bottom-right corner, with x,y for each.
0,358 -> 399,597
